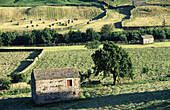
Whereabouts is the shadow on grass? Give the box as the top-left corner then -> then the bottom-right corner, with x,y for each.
26,51 -> 41,59
11,61 -> 32,75
0,89 -> 169,110
113,6 -> 134,28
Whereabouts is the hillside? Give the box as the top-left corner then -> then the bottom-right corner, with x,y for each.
122,6 -> 170,26
0,0 -> 170,6
0,6 -> 104,32
0,0 -> 97,5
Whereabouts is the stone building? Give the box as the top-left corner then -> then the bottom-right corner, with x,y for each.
139,35 -> 154,44
31,68 -> 80,104
133,0 -> 146,7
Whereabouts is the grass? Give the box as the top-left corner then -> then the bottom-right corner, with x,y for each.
0,51 -> 39,79
122,6 -> 170,26
145,0 -> 170,4
16,46 -> 169,83
62,7 -> 133,32
0,0 -> 99,5
0,81 -> 169,109
1,42 -> 170,51
0,6 -> 103,32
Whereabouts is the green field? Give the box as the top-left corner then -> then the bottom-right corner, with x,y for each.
18,46 -> 169,83
0,81 -> 169,109
1,42 -> 170,51
0,51 -> 39,79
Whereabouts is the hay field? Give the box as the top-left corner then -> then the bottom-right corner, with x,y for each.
0,51 -> 39,79
0,6 -> 103,32
70,7 -> 133,32
122,6 -> 170,26
145,0 -> 170,4
20,47 -> 170,83
0,81 -> 169,109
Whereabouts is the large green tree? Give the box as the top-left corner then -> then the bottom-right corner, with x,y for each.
92,41 -> 134,85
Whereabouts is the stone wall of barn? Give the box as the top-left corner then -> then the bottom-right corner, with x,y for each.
143,38 -> 154,44
31,73 -> 36,102
34,78 -> 80,104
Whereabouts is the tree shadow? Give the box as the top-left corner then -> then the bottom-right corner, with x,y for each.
11,61 -> 32,75
113,6 -> 134,28
26,51 -> 41,59
0,89 -> 169,110
92,12 -> 106,21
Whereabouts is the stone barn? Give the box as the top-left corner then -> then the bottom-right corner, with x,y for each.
31,68 -> 80,104
139,35 -> 154,44
133,0 -> 146,7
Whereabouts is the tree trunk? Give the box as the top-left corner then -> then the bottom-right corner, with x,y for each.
113,73 -> 116,85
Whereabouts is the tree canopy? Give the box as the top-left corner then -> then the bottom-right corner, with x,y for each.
91,41 -> 134,85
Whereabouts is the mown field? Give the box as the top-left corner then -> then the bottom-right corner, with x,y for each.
0,6 -> 103,32
0,51 -> 39,79
0,81 -> 169,109
21,46 -> 170,84
122,6 -> 170,26
0,0 -> 98,5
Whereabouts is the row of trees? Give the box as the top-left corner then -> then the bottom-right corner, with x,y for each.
0,26 -> 169,46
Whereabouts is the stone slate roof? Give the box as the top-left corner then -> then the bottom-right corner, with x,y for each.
141,35 -> 154,39
33,68 -> 79,80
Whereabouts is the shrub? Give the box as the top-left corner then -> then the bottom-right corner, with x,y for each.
0,78 -> 11,90
143,8 -> 152,12
142,66 -> 150,74
80,92 -> 86,99
84,92 -> 91,98
11,72 -> 27,83
85,40 -> 101,49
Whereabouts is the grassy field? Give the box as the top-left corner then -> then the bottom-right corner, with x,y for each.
122,6 -> 170,26
145,0 -> 170,4
60,6 -> 134,33
0,0 -> 98,5
0,6 -> 103,32
0,81 -> 169,109
0,51 -> 39,79
1,42 -> 170,51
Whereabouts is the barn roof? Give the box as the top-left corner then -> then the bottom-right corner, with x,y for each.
33,68 -> 79,80
141,35 -> 154,39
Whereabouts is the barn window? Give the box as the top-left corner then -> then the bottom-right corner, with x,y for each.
66,79 -> 73,86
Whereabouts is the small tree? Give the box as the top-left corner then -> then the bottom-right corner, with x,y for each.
1,77 -> 11,90
162,19 -> 166,27
92,41 -> 134,85
142,66 -> 150,74
85,28 -> 101,41
101,24 -> 114,37
11,72 -> 27,83
85,40 -> 101,49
